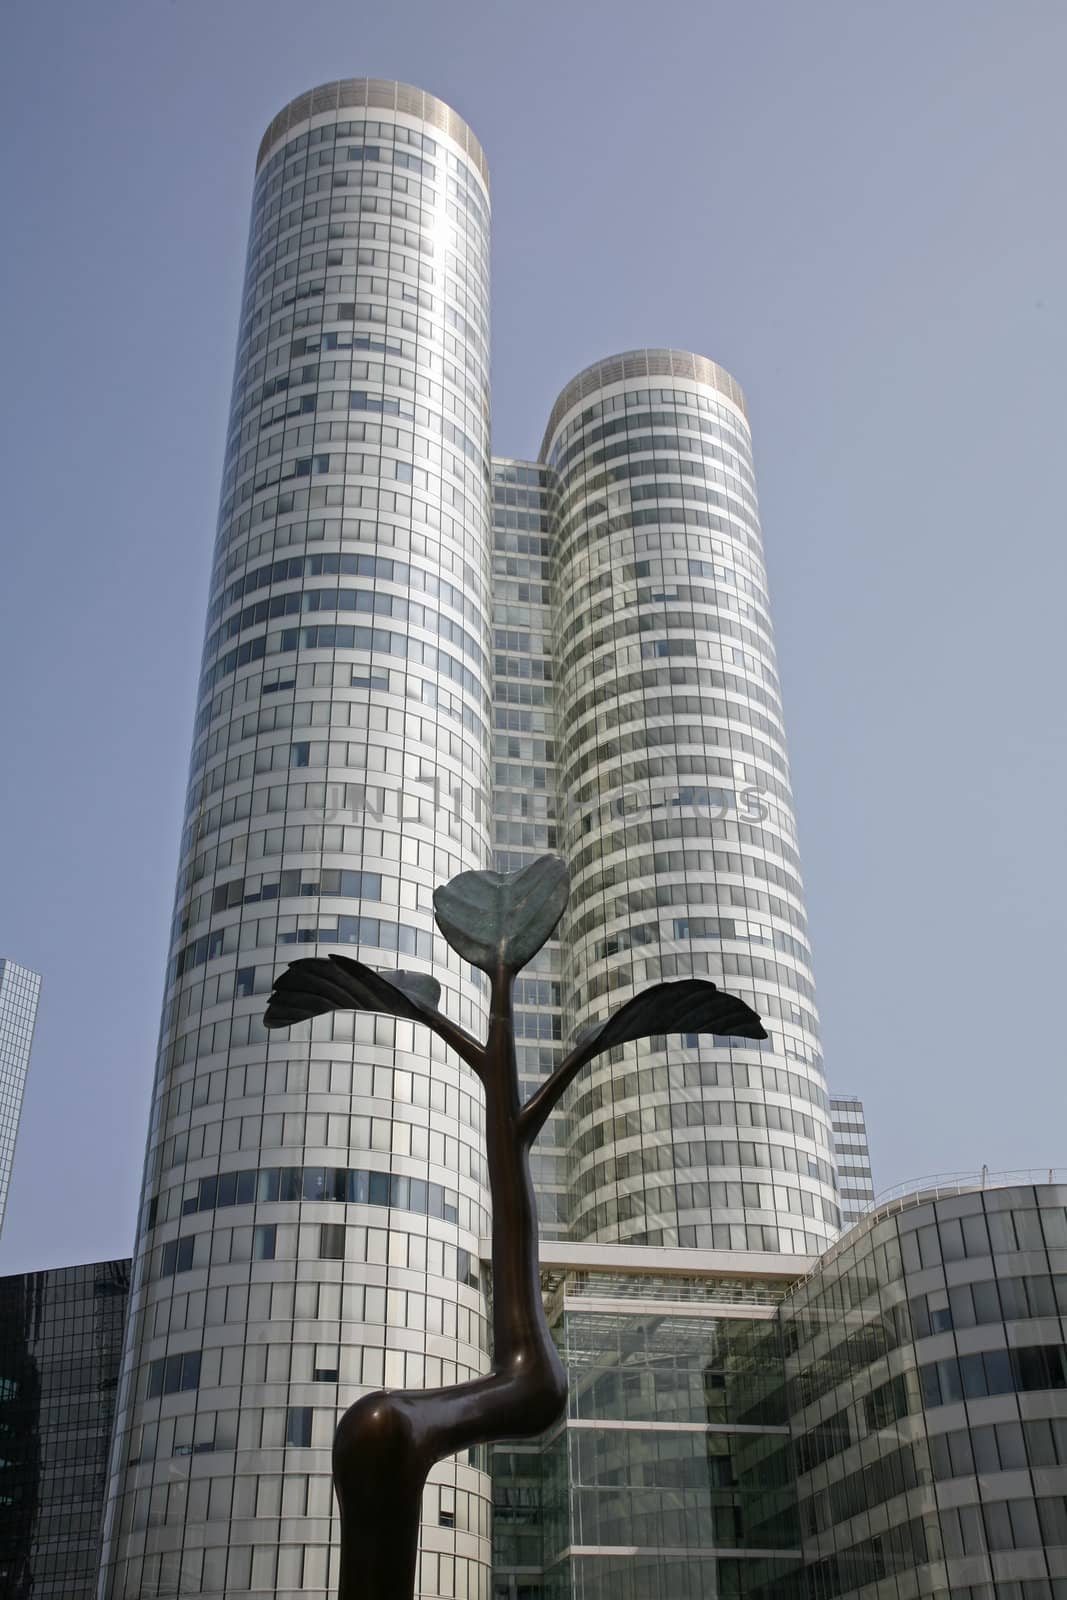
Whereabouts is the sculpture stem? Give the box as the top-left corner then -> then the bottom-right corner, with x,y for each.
332,966 -> 566,1599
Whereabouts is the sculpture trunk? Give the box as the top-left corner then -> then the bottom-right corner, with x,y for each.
332,967 -> 566,1600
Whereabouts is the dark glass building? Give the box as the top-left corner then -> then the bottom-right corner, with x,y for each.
0,1259 -> 129,1598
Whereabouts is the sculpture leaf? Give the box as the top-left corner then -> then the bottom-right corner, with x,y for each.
519,978 -> 765,1146
568,978 -> 765,1070
432,855 -> 570,974
264,954 -> 442,1028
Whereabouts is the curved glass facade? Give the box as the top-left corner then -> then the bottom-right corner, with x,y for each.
99,80 -> 494,1600
778,1183 -> 1067,1600
543,351 -> 838,1255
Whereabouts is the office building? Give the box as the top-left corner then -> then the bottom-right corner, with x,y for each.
492,1178 -> 1067,1600
101,78 -> 838,1597
830,1094 -> 875,1225
779,1178 -> 1067,1600
0,958 -> 42,1235
0,1258 -> 129,1598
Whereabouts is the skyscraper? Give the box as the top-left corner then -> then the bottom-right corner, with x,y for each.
544,352 -> 837,1256
101,80 -> 838,1598
0,959 -> 42,1236
100,81 -> 495,1600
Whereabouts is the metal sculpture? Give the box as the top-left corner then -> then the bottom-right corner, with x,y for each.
264,854 -> 766,1599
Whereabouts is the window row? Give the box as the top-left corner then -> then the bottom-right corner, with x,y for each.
199,619 -> 487,705
912,1267 -> 1067,1336
920,1342 -> 1067,1406
207,867 -> 382,915
555,473 -> 760,563
204,583 -> 488,678
552,398 -> 751,476
574,1134 -> 837,1194
571,1053 -> 829,1119
209,545 -> 483,629
172,910 -> 433,979
555,603 -> 774,690
566,691 -> 783,771
902,1201 -> 1067,1270
578,945 -> 817,1010
180,740 -> 484,869
572,843 -> 806,925
165,1162 -> 469,1227
234,357 -> 483,473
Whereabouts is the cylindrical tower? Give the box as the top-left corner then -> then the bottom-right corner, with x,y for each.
100,81 -> 494,1600
545,350 -> 840,1255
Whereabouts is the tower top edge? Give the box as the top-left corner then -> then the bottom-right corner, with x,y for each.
256,79 -> 489,190
539,348 -> 748,460
0,958 -> 42,984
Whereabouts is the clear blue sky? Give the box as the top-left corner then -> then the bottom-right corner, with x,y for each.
2,0 -> 1064,1273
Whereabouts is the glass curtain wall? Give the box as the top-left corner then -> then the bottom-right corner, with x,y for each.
777,1183 -> 1067,1600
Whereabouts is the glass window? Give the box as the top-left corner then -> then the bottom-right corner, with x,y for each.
947,1285 -> 975,1328
1041,1208 -> 1067,1248
286,1407 -> 312,1447
1027,1275 -> 1058,1318
984,1501 -> 1014,1550
1038,1495 -> 1067,1545
928,1432 -> 953,1479
960,1354 -> 989,1399
994,1421 -> 1027,1470
319,1223 -> 345,1260
1013,1209 -> 1045,1249
999,1276 -> 1029,1320
982,1348 -> 1013,1395
972,1425 -> 1000,1473
930,1296 -> 954,1333
948,1429 -> 975,1477
961,1213 -> 990,1256
1008,1497 -> 1042,1547
1016,1344 -> 1067,1391
972,1280 -> 1001,1323
939,1218 -> 966,1261
1026,1418 -> 1058,1467
910,1295 -> 932,1339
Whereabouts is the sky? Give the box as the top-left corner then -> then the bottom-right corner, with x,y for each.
1,0 -> 1064,1275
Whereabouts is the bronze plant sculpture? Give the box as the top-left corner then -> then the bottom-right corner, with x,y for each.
264,854 -> 766,1600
